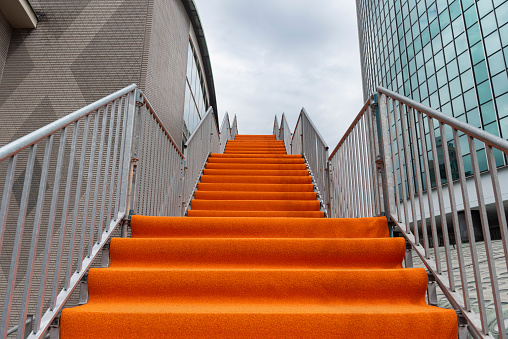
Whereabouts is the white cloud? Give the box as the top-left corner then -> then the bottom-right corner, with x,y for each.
195,0 -> 364,149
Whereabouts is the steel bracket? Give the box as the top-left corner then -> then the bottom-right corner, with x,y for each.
48,315 -> 60,339
456,310 -> 468,339
78,273 -> 89,305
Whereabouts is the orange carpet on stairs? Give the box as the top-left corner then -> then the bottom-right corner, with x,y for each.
61,134 -> 458,338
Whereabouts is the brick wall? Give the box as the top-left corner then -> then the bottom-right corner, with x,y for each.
0,11 -> 12,83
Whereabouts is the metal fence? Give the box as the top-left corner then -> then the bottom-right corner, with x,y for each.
327,86 -> 508,338
0,84 -> 188,339
328,100 -> 381,219
219,112 -> 234,153
279,114 -> 292,155
231,115 -> 238,138
182,107 -> 220,215
290,109 -> 330,216
273,115 -> 280,138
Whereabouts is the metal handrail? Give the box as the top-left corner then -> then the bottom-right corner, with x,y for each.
0,84 -> 137,162
378,87 -> 508,153
328,87 -> 508,338
231,115 -> 238,137
220,112 -> 233,153
0,84 -> 188,339
279,113 -> 292,155
273,115 -> 280,138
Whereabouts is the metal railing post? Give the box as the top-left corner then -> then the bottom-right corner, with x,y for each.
373,93 -> 395,227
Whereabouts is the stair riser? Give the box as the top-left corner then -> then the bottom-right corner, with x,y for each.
197,183 -> 315,192
190,200 -> 321,211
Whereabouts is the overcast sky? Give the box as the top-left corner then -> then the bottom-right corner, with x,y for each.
194,1 -> 364,149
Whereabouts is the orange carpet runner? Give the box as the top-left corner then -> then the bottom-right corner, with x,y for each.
61,134 -> 458,338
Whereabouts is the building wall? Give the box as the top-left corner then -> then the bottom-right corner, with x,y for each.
357,0 -> 508,145
141,0 -> 190,146
0,11 -> 12,83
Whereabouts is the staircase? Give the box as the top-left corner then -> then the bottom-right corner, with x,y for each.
60,134 -> 458,338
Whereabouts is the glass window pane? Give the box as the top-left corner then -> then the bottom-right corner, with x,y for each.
485,32 -> 501,56
481,100 -> 496,124
474,61 -> 489,83
467,108 -> 482,127
461,70 -> 475,91
481,12 -> 497,36
496,1 -> 508,26
492,71 -> 508,96
450,1 -> 461,20
470,42 -> 485,65
500,23 -> 508,47
500,117 -> 508,138
440,85 -> 451,103
488,50 -> 506,75
464,6 -> 478,28
447,59 -> 459,79
467,24 -> 481,45
452,95 -> 465,115
458,52 -> 471,73
477,149 -> 488,172
450,77 -> 462,98
477,0 -> 493,18
444,42 -> 456,63
484,121 -> 500,137
496,92 -> 508,118
464,88 -> 478,110
477,80 -> 493,104
437,67 -> 448,87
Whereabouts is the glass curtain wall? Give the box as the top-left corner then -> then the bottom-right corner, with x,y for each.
182,40 -> 209,146
357,0 -> 508,191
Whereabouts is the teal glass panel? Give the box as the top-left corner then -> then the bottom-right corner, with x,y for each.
410,58 -> 417,74
437,67 -> 448,87
432,35 -> 442,52
464,5 -> 478,28
461,0 -> 475,10
421,81 -> 429,99
411,73 -> 418,88
430,19 -> 440,38
442,102 -> 453,117
485,121 -> 500,137
444,43 -> 456,64
418,66 -> 427,83
429,74 -> 438,93
455,34 -> 467,55
440,10 -> 451,30
458,52 -> 471,73
442,26 -> 453,46
440,85 -> 451,103
447,59 -> 459,79
428,3 -> 438,22
436,0 -> 448,13
477,0 -> 494,18
450,77 -> 462,98
492,71 -> 508,96
481,12 -> 498,36
470,42 -> 485,65
421,27 -> 431,46
450,1 -> 461,20
452,18 -> 465,37
452,95 -> 466,114
500,23 -> 508,47
477,81 -> 493,104
485,32 -> 501,56
430,91 -> 440,107
488,50 -> 506,75
416,50 -> 424,68
426,59 -> 435,76
418,0 -> 427,16
504,46 -> 508,65
462,154 -> 473,176
497,2 -> 508,26
481,100 -> 496,124
456,113 -> 467,124
473,61 -> 489,83
467,108 -> 482,127
424,43 -> 433,61
461,70 -> 475,91
496,92 -> 508,118
477,149 -> 488,172
435,50 -> 445,70
459,134 -> 470,156
467,24 -> 481,45
500,117 -> 508,138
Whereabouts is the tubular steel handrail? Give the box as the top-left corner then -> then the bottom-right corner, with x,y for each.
290,108 -> 330,216
273,115 -> 280,138
279,113 -> 292,155
219,112 -> 234,153
328,87 -> 508,339
182,107 -> 220,215
0,84 -> 187,339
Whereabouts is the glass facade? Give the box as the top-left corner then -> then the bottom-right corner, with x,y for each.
183,40 -> 209,145
357,0 -> 508,189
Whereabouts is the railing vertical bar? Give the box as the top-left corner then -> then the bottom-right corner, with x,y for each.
399,104 -> 419,244
468,136 -> 505,338
107,96 -> 124,224
350,127 -> 359,217
439,123 -> 470,308
118,91 -> 137,215
393,100 -> 410,233
427,116 -> 455,289
407,108 -> 429,257
355,126 -> 363,217
70,116 -> 89,277
89,105 -> 109,248
339,147 -> 346,217
386,99 -> 402,223
363,114 -> 374,217
149,118 -> 158,216
115,96 -> 129,219
0,144 -> 37,338
453,128 -> 487,329
416,111 -> 441,273
358,118 -> 369,216
346,137 -> 354,217
485,145 -> 508,274
98,101 -> 117,239
17,135 -> 52,339
367,104 -> 381,215
146,117 -> 156,215
154,127 -> 163,214
140,107 -> 150,215
0,155 -> 17,254
50,119 -> 80,310
85,109 -> 100,258
34,127 -> 68,332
